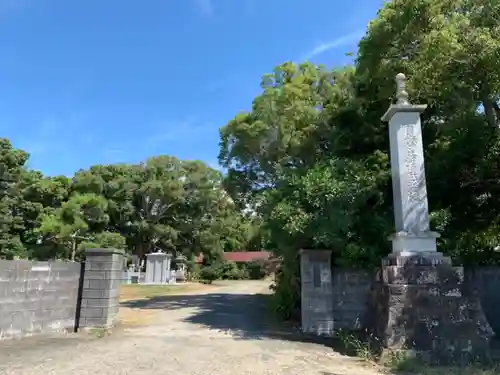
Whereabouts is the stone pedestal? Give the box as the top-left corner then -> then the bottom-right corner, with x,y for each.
390,231 -> 439,253
300,249 -> 334,337
174,254 -> 187,282
371,251 -> 493,364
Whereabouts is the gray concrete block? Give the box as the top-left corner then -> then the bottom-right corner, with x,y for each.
80,316 -> 111,328
80,307 -> 105,319
85,248 -> 125,256
87,261 -> 120,271
84,270 -> 108,280
81,288 -> 119,299
107,269 -> 125,280
83,298 -> 113,308
84,278 -> 111,290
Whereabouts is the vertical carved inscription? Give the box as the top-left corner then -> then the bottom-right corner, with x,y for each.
403,124 -> 420,202
313,263 -> 321,288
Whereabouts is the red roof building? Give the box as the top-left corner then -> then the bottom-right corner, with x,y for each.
195,251 -> 272,264
223,251 -> 271,263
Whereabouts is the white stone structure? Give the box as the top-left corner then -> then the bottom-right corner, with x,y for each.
144,250 -> 172,284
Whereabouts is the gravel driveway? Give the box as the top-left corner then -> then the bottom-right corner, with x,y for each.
0,280 -> 384,375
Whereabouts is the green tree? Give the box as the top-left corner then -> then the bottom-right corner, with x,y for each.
218,0 -> 500,319
0,139 -> 30,259
37,193 -> 109,260
355,0 -> 500,263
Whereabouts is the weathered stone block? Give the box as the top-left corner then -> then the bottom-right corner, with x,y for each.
369,252 -> 493,364
383,251 -> 451,266
300,249 -> 334,336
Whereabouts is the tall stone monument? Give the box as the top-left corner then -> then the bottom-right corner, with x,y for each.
372,73 -> 493,363
383,73 -> 440,256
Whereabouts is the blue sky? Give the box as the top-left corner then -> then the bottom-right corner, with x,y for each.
0,0 -> 382,176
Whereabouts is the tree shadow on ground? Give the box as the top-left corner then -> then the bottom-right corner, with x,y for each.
120,291 -> 500,369
120,292 -> 349,352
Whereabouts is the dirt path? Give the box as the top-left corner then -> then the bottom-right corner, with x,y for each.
0,281 -> 384,375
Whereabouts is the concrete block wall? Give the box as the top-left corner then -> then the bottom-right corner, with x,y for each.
0,260 -> 82,339
301,265 -> 500,336
0,248 -> 125,341
79,248 -> 125,329
465,267 -> 500,335
331,269 -> 373,330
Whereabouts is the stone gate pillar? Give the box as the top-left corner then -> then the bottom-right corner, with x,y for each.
79,248 -> 125,330
373,74 -> 493,363
300,249 -> 334,337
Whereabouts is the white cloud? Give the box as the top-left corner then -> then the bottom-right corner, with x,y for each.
194,0 -> 214,17
301,30 -> 365,60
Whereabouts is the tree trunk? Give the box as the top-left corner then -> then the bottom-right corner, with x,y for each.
482,97 -> 496,127
480,81 -> 499,127
71,236 -> 77,261
493,101 -> 500,127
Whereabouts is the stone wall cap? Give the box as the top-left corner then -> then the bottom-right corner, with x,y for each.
381,103 -> 427,122
85,248 -> 125,255
147,251 -> 172,257
388,231 -> 440,240
299,249 -> 332,254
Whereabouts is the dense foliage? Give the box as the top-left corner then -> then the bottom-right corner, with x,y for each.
194,259 -> 269,283
219,0 -> 500,319
0,143 -> 261,262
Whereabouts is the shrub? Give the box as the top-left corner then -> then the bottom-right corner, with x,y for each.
225,266 -> 249,280
219,260 -> 238,279
216,260 -> 248,280
270,258 -> 301,321
245,260 -> 267,280
199,265 -> 218,284
187,262 -> 201,280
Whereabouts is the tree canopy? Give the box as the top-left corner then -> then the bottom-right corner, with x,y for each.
0,140 -> 261,262
219,0 -> 500,318
1,0 -> 499,319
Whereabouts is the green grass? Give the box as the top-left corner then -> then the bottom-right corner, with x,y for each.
85,327 -> 111,338
120,283 -> 213,302
387,358 -> 499,375
335,330 -> 500,375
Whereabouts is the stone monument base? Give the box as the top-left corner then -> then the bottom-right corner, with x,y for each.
369,251 -> 493,364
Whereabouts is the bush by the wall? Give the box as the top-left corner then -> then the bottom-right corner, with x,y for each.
187,261 -> 201,281
270,255 -> 301,321
198,259 -> 268,282
219,260 -> 248,280
199,265 -> 218,284
225,266 -> 249,280
245,260 -> 267,280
